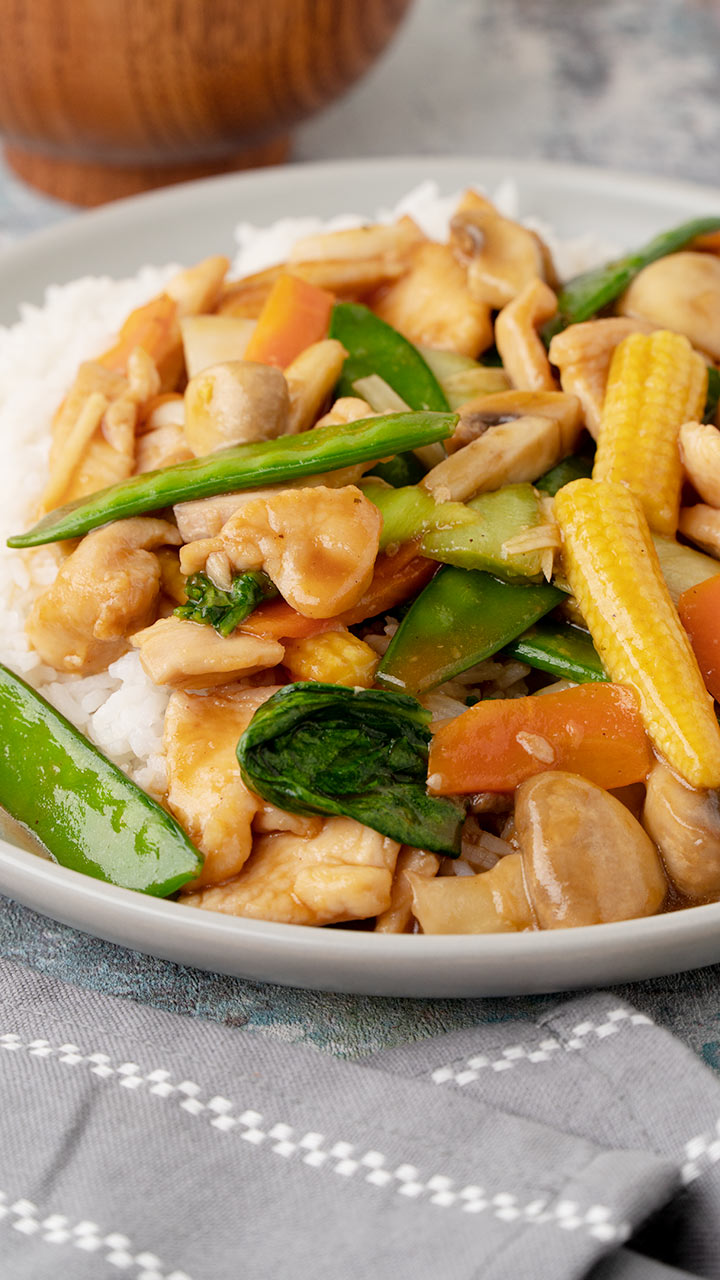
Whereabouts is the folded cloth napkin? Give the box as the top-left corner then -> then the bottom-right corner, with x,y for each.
0,957 -> 718,1280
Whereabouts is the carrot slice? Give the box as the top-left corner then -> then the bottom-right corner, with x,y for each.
678,573 -> 720,701
242,543 -> 435,640
98,294 -> 182,385
428,682 -> 652,794
242,274 -> 334,368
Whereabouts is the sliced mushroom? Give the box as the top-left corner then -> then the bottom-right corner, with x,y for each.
130,616 -> 284,689
408,853 -> 535,934
643,760 -> 720,900
181,816 -> 400,926
548,317 -> 654,439
284,339 -> 348,433
183,359 -> 289,456
180,485 -> 382,619
450,189 -> 552,308
678,504 -> 720,558
374,847 -> 441,933
680,420 -> 720,507
494,278 -> 559,392
447,388 -> 581,455
516,771 -> 666,928
618,252 -> 720,361
374,242 -> 493,357
422,414 -> 571,504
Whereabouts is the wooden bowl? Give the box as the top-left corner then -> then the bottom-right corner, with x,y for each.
0,0 -> 413,206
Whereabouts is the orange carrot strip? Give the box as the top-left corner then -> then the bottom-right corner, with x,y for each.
678,573 -> 720,701
242,273 -> 334,368
428,683 -> 652,794
98,294 -> 181,376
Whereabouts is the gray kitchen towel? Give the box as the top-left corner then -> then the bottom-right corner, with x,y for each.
0,958 -> 717,1280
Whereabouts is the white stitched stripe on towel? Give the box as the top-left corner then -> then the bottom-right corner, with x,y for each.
0,1031 -> 630,1243
430,1009 -> 654,1086
0,1192 -> 190,1280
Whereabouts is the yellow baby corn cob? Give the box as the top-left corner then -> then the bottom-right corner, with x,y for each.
282,628 -> 379,688
593,329 -> 707,535
555,478 -> 720,789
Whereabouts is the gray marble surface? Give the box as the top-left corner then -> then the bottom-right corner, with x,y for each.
4,0 -> 720,1061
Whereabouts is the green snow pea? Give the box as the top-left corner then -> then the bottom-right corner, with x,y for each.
504,620 -> 607,683
542,215 -> 720,343
329,302 -> 450,411
8,410 -> 456,548
376,567 -> 563,695
0,663 -> 202,894
535,454 -> 594,496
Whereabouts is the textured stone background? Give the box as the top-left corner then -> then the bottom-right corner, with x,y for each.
3,0 -> 720,1063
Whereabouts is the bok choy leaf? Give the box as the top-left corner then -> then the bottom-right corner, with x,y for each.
237,682 -> 464,856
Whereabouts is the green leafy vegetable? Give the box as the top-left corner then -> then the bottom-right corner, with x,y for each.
237,682 -> 464,856
175,571 -> 278,637
542,215 -> 720,343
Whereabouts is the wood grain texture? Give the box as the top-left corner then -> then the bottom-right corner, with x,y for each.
0,0 -> 413,204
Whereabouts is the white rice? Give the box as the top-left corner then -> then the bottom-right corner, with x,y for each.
0,182 -> 613,796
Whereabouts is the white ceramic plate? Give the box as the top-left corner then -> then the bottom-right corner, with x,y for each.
3,155 -> 720,998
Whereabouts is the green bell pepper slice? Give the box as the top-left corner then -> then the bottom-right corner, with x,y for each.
8,410 -> 456,548
504,620 -> 607,683
0,663 -> 202,894
543,215 -> 720,343
376,567 -> 564,695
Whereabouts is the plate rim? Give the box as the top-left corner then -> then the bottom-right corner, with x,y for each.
4,152 -> 720,994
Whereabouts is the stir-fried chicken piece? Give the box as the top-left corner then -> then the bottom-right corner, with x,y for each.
164,685 -> 277,888
374,242 -> 493,357
182,816 -> 400,925
180,485 -> 381,619
26,517 -> 180,674
680,421 -> 720,507
494,278 -> 558,391
130,616 -> 284,689
136,421 -> 194,473
548,317 -> 654,439
218,218 -> 427,317
166,255 -> 230,317
678,504 -> 720,558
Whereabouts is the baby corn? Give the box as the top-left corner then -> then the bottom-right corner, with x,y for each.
555,478 -> 720,789
593,330 -> 707,535
282,628 -> 379,688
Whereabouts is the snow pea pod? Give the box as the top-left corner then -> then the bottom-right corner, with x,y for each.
0,663 -> 202,894
329,302 -> 450,411
504,620 -> 607,683
376,567 -> 563,695
543,215 -> 720,343
8,410 -> 456,548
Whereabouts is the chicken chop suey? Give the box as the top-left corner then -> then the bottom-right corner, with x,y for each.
8,192 -> 720,935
